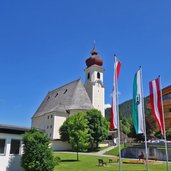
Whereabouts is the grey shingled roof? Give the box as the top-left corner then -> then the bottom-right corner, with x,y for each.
32,79 -> 93,118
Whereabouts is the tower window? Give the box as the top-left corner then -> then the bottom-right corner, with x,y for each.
87,73 -> 90,80
97,72 -> 100,79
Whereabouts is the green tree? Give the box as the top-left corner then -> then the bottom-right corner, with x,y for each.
60,112 -> 90,160
120,117 -> 131,135
21,128 -> 55,171
86,109 -> 109,150
166,128 -> 171,140
154,130 -> 162,139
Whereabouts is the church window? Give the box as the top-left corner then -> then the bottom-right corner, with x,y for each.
0,139 -> 5,154
63,89 -> 67,94
10,139 -> 20,155
47,116 -> 49,119
55,93 -> 58,97
47,125 -> 49,129
51,115 -> 53,118
50,125 -> 52,128
97,72 -> 100,79
87,73 -> 90,80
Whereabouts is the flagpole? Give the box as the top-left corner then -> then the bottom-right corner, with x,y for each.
140,67 -> 149,171
159,76 -> 169,171
114,54 -> 122,171
116,68 -> 122,171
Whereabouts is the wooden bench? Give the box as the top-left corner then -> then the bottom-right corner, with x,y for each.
98,159 -> 107,166
144,156 -> 159,161
108,157 -> 119,163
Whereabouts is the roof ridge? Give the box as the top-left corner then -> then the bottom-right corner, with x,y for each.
48,78 -> 81,94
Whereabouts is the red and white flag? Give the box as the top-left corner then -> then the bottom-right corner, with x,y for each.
149,77 -> 164,135
110,55 -> 121,129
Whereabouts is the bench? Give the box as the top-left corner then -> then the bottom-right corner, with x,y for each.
98,159 -> 107,166
108,157 -> 119,163
144,156 -> 159,161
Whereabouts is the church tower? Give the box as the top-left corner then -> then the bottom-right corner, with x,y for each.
85,47 -> 105,117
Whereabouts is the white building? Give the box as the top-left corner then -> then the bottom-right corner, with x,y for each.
0,124 -> 30,171
32,47 -> 105,150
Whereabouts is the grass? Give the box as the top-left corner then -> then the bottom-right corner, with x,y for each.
54,152 -> 170,171
104,144 -> 125,156
90,146 -> 109,152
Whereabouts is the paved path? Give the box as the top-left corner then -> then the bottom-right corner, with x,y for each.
95,145 -> 116,155
57,145 -> 118,158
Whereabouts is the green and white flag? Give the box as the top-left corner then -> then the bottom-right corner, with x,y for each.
132,69 -> 145,134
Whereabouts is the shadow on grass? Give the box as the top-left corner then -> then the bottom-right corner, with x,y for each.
61,159 -> 79,162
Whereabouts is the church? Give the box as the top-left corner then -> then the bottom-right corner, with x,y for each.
31,47 -> 105,150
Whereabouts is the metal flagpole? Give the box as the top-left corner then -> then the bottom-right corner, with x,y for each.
159,76 -> 169,171
117,87 -> 122,171
115,55 -> 122,171
140,67 -> 149,171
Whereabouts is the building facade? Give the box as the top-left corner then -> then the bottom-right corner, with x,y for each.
0,124 -> 29,171
147,85 -> 171,130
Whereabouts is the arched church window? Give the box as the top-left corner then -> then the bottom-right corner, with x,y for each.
97,72 -> 100,79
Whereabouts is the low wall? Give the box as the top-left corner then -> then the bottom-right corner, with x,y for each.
122,145 -> 171,161
51,140 -> 72,151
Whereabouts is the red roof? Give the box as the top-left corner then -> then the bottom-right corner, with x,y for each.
86,47 -> 103,67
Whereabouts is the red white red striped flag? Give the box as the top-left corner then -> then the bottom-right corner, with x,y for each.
149,77 -> 164,135
110,55 -> 121,129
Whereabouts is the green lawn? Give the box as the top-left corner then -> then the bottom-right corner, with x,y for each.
54,152 -> 170,171
104,144 -> 125,156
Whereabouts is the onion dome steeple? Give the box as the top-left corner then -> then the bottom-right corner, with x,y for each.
85,45 -> 103,68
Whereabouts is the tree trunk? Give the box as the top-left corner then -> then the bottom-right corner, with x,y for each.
77,150 -> 79,161
96,142 -> 98,148
76,144 -> 79,161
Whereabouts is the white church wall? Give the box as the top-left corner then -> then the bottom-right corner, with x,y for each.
92,84 -> 105,117
53,109 -> 89,140
53,112 -> 68,139
45,113 -> 54,139
32,115 -> 46,130
32,113 -> 55,139
85,64 -> 105,117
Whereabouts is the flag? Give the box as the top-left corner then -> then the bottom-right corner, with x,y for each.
110,55 -> 121,129
132,68 -> 145,134
149,77 -> 164,135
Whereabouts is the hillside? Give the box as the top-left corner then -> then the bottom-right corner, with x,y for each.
105,96 -> 151,121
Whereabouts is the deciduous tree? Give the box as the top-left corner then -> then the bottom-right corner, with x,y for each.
21,128 -> 55,171
60,112 -> 90,160
86,109 -> 109,150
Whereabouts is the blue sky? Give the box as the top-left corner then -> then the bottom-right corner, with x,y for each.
0,1 -> 171,127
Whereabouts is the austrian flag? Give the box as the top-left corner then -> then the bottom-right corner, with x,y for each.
110,55 -> 121,129
149,77 -> 165,136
